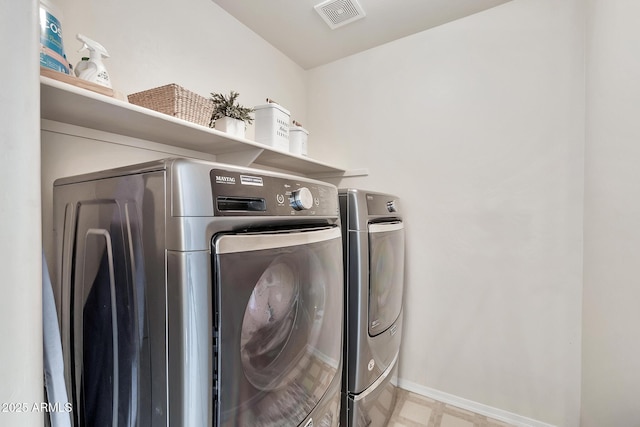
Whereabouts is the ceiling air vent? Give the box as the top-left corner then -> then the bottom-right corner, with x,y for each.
314,0 -> 366,30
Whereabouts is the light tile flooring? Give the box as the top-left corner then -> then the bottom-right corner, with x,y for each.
387,389 -> 515,427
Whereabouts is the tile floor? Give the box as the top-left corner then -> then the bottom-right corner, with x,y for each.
387,389 -> 515,427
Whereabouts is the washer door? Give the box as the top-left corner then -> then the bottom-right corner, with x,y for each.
368,221 -> 405,336
213,227 -> 343,427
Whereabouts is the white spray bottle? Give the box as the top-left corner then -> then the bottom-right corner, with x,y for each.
75,33 -> 112,88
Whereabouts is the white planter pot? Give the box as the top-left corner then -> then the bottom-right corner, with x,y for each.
214,116 -> 245,138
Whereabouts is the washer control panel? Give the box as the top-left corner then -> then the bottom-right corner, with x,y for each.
210,169 -> 337,216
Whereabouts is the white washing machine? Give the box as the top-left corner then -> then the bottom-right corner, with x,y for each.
53,158 -> 343,427
339,189 -> 405,427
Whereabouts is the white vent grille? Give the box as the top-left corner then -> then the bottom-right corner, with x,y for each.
314,0 -> 366,30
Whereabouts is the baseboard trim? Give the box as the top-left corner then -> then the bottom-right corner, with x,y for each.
396,378 -> 556,427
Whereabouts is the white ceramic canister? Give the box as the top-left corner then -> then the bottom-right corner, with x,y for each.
289,125 -> 309,156
254,101 -> 291,151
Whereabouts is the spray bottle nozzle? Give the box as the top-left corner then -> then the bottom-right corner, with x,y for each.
76,33 -> 110,59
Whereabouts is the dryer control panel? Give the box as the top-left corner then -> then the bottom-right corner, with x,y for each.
366,192 -> 401,216
210,168 -> 338,216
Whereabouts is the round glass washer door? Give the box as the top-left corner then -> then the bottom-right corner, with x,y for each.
240,254 -> 325,391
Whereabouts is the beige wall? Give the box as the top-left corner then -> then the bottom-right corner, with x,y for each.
582,0 -> 640,425
308,0 -> 585,425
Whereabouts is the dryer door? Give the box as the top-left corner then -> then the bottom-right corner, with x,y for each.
212,226 -> 343,427
368,221 -> 405,336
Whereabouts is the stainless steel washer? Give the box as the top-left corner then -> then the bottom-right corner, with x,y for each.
339,189 -> 405,427
53,158 -> 343,427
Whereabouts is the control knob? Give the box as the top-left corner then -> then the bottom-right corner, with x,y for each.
290,187 -> 313,211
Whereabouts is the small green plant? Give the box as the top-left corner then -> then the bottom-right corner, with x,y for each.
210,91 -> 254,127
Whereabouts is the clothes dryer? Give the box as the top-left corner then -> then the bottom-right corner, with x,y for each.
338,189 -> 405,427
53,158 -> 343,427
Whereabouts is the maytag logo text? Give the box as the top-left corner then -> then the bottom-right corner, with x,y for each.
216,176 -> 236,184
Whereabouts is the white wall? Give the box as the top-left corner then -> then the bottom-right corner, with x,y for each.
308,0 -> 585,425
0,0 -> 43,426
582,0 -> 640,425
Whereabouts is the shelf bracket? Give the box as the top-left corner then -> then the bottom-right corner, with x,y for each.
308,168 -> 369,179
215,148 -> 264,167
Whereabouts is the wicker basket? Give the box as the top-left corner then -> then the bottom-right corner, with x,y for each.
128,84 -> 214,127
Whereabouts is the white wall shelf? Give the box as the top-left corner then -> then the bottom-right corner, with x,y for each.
40,76 -> 354,177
